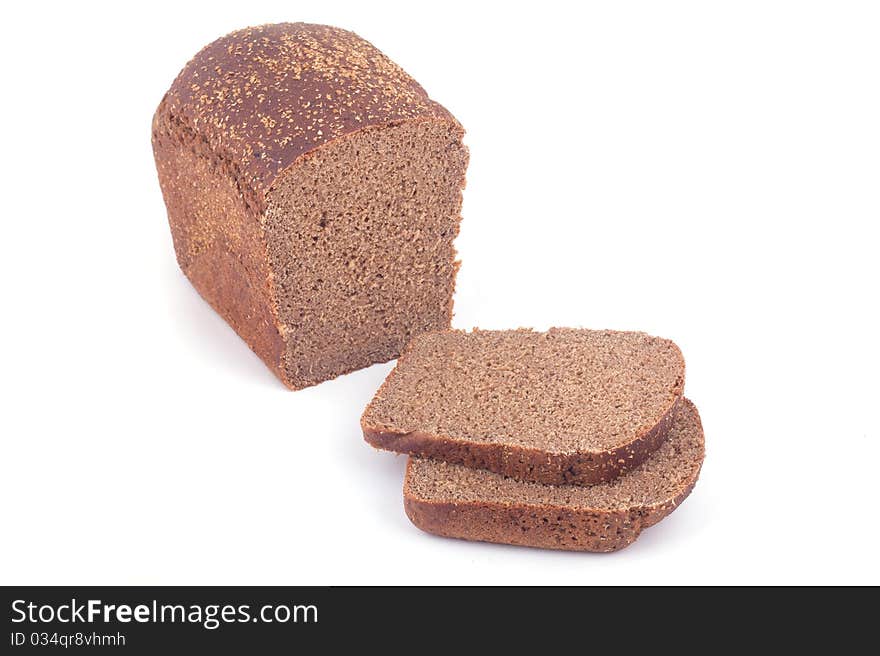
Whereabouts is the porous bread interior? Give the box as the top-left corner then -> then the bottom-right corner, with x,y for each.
406,399 -> 704,512
265,119 -> 467,387
364,328 -> 685,453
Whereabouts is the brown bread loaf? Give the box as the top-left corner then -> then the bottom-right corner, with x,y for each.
152,23 -> 468,389
362,328 -> 685,485
404,398 -> 705,552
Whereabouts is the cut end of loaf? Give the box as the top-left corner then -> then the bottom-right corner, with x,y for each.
152,22 -> 469,390
403,398 -> 705,553
265,119 -> 468,389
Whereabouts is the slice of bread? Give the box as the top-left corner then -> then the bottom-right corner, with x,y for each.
362,328 -> 685,485
403,398 -> 705,552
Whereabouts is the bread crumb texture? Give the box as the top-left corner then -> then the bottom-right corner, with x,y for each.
364,328 -> 685,453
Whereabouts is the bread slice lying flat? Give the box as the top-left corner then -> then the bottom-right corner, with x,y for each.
403,398 -> 704,552
362,328 -> 685,485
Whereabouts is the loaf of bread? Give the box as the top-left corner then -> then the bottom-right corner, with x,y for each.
404,398 -> 704,552
362,328 -> 685,485
152,23 -> 468,389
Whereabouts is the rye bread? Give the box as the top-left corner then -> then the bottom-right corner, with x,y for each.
404,398 -> 704,552
362,328 -> 685,485
152,23 -> 468,389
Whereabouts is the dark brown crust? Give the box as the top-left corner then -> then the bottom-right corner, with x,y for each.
152,106 -> 287,383
152,23 -> 462,389
364,394 -> 682,487
158,23 -> 454,204
403,480 -> 698,553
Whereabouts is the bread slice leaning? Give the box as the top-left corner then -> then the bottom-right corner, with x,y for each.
362,328 -> 685,485
403,398 -> 705,553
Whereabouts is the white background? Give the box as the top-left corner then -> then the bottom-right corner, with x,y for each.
1,0 -> 878,585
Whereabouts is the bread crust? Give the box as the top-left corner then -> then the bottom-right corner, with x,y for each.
155,23 -> 455,205
403,479 -> 698,553
152,110 -> 288,382
151,23 -> 461,389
